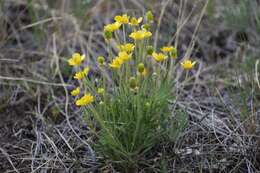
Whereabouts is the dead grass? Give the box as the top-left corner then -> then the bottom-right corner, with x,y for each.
0,0 -> 259,172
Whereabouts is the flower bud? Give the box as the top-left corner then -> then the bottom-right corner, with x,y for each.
137,63 -> 145,73
170,47 -> 177,59
147,45 -> 154,55
141,24 -> 150,31
104,31 -> 112,40
129,77 -> 137,89
97,88 -> 105,95
146,10 -> 154,22
97,56 -> 105,65
145,102 -> 151,107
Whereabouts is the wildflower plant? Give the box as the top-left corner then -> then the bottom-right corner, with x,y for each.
67,11 -> 196,171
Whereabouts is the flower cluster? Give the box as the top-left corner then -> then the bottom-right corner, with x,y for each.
109,51 -> 132,69
67,53 -> 93,106
66,11 -> 197,171
67,11 -> 196,107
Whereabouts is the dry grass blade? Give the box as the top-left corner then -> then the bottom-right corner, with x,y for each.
0,147 -> 19,173
255,59 -> 260,90
0,75 -> 72,87
1,0 -> 260,172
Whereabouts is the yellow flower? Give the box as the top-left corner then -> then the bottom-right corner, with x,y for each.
71,87 -> 80,96
76,93 -> 94,106
68,53 -> 85,66
129,17 -> 142,26
114,14 -> 129,24
129,30 -> 152,40
181,60 -> 196,70
160,46 -> 177,58
161,46 -> 174,53
104,22 -> 121,32
118,51 -> 131,62
109,57 -> 124,69
143,30 -> 152,37
74,67 -> 90,80
97,88 -> 105,94
118,43 -> 135,53
152,52 -> 167,62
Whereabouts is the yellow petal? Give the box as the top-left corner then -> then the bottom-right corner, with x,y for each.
68,53 -> 85,66
71,87 -> 80,96
161,46 -> 174,52
76,93 -> 94,106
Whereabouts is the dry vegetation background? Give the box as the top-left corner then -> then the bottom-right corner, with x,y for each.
0,0 -> 259,172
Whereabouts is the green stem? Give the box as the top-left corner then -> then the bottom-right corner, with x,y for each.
123,24 -> 126,43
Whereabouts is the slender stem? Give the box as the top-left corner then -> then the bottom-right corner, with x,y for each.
123,24 -> 126,43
